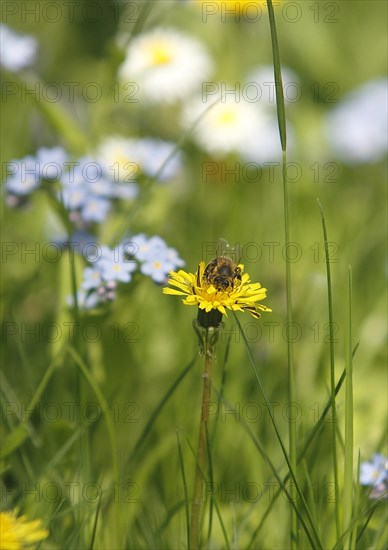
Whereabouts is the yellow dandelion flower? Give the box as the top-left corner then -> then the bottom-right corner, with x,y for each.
0,510 -> 48,550
163,259 -> 271,320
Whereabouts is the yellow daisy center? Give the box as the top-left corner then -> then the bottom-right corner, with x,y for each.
112,152 -> 141,179
148,42 -> 174,65
217,109 -> 237,125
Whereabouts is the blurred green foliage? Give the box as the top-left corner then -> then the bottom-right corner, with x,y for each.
1,1 -> 387,548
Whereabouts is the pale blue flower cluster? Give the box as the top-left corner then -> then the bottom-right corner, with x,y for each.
360,454 -> 388,499
5,147 -> 68,206
5,139 -> 182,225
5,143 -> 186,310
70,235 -> 185,310
59,156 -> 127,225
0,24 -> 38,71
133,139 -> 182,182
129,234 -> 185,284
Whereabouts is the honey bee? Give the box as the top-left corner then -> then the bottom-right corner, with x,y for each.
203,256 -> 242,291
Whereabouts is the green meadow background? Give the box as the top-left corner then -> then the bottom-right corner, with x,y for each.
1,1 -> 387,548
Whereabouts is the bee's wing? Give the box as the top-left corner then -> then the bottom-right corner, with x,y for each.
217,238 -> 242,264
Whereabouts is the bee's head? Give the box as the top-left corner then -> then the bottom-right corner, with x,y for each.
214,276 -> 231,290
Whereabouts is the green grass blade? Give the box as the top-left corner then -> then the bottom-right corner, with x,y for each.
67,347 -> 119,489
121,0 -> 154,47
266,2 -> 296,544
13,73 -> 88,154
355,503 -> 379,543
185,434 -> 231,550
350,451 -> 361,549
318,199 -> 341,538
299,344 -> 358,464
88,497 -> 102,550
1,355 -> 61,453
153,499 -> 186,539
333,497 -> 384,549
22,355 -> 62,421
36,95 -> 88,153
245,363 -> 350,548
176,430 -> 191,549
266,0 -> 287,151
212,385 -> 318,550
234,313 -> 323,549
372,511 -> 388,549
205,423 -> 214,548
68,346 -> 121,544
301,459 -> 320,534
0,424 -> 29,459
126,355 -> 197,466
45,427 -> 84,473
343,266 -> 354,549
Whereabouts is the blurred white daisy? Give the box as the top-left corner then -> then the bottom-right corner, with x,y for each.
182,91 -> 271,156
119,27 -> 213,104
0,24 -> 38,71
96,136 -> 181,183
96,137 -> 142,183
241,116 -> 286,163
325,78 -> 388,164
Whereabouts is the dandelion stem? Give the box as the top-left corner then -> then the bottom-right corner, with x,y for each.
190,335 -> 214,550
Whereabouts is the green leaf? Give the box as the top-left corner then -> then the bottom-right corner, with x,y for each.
0,424 -> 29,458
34,86 -> 88,154
267,0 -> 287,151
